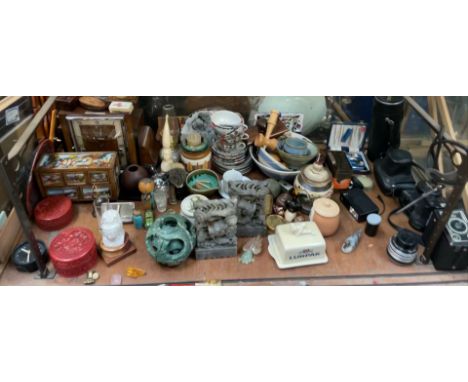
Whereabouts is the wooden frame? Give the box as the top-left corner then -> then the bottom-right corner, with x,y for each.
59,107 -> 142,167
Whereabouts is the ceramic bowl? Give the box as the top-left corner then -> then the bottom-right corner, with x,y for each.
186,169 -> 220,196
283,131 -> 318,150
211,110 -> 247,136
211,110 -> 243,127
249,147 -> 299,182
277,147 -> 315,170
258,147 -> 290,171
281,137 -> 309,156
276,133 -> 318,170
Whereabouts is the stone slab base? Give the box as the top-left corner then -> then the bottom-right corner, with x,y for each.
237,225 -> 267,237
195,245 -> 238,260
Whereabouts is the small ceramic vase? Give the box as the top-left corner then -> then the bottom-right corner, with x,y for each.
310,197 -> 340,237
121,165 -> 149,193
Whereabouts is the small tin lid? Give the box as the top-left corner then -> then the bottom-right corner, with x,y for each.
49,227 -> 96,261
375,96 -> 404,106
303,163 -> 332,185
366,213 -> 382,225
34,196 -> 72,222
313,197 -> 340,218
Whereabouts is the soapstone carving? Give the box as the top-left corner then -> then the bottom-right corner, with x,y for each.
100,209 -> 125,249
193,198 -> 238,260
227,180 -> 270,236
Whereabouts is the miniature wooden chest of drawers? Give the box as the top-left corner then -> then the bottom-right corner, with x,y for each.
35,152 -> 119,201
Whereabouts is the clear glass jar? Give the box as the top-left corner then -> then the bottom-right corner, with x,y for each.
154,188 -> 168,213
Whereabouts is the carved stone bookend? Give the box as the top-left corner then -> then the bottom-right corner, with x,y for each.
228,180 -> 270,237
193,199 -> 238,260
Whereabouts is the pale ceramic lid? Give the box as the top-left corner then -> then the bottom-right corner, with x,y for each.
303,163 -> 331,184
313,197 -> 340,218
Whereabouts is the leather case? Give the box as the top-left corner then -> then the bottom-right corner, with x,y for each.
374,148 -> 415,196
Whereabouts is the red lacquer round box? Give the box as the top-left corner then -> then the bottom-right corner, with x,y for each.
34,195 -> 73,231
49,227 -> 97,277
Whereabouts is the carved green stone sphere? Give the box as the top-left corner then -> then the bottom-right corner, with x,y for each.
145,212 -> 196,266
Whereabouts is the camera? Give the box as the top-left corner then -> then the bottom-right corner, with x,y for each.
423,209 -> 468,271
398,181 -> 446,231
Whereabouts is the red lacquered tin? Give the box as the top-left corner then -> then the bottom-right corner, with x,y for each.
34,195 -> 73,231
49,227 -> 97,277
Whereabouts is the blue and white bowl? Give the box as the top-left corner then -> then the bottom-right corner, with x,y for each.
249,147 -> 299,182
258,147 -> 290,171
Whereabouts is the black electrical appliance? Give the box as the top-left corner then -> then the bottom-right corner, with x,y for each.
368,96 -> 405,161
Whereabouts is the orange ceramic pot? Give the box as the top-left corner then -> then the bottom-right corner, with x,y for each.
310,197 -> 340,237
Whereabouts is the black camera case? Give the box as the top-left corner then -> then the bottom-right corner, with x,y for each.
340,188 -> 379,222
374,148 -> 415,196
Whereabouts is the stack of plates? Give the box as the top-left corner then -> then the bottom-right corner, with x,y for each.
212,142 -> 253,174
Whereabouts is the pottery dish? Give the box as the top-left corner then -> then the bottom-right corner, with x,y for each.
249,146 -> 299,182
186,169 -> 220,196
258,147 -> 290,171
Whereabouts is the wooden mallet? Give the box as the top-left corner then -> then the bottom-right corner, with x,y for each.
254,109 -> 280,151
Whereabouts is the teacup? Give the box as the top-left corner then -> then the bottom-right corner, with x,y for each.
211,110 -> 247,136
282,137 -> 309,156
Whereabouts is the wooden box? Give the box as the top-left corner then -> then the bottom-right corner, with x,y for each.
59,107 -> 143,167
35,152 -> 119,201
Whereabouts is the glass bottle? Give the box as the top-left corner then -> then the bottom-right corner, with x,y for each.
152,172 -> 170,213
132,209 -> 144,230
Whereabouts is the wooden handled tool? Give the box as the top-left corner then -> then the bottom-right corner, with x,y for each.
254,109 -> 280,151
48,108 -> 57,142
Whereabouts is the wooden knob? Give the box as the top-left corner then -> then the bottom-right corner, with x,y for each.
254,133 -> 278,151
254,133 -> 266,148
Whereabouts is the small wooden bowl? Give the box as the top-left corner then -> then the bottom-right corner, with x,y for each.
79,96 -> 108,111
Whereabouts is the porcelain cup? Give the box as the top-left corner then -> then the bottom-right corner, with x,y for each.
211,110 -> 247,136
